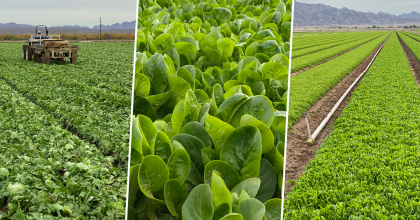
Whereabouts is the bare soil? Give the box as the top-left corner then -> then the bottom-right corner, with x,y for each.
397,32 -> 420,88
291,34 -> 384,77
284,37 -> 388,197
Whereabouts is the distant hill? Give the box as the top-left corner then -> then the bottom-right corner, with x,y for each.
0,21 -> 136,35
0,23 -> 34,28
294,1 -> 420,27
92,21 -> 136,30
377,11 -> 394,17
399,11 -> 420,21
52,25 -> 91,29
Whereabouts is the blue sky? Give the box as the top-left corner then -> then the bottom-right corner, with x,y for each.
297,0 -> 420,15
0,0 -> 137,27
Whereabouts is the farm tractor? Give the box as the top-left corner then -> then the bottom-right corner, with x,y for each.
22,25 -> 79,65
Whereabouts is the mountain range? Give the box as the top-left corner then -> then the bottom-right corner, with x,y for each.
295,1 -> 420,27
0,21 -> 136,35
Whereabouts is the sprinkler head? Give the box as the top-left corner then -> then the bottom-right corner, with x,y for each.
307,137 -> 314,143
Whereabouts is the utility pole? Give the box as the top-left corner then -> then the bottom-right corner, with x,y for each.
100,17 -> 102,40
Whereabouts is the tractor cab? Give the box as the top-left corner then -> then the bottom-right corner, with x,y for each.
22,25 -> 79,65
28,25 -> 51,45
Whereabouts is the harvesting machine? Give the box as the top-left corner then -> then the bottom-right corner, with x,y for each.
22,25 -> 79,65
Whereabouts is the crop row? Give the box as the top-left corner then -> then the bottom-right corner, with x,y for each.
292,32 -> 370,48
399,31 -> 420,61
288,32 -> 390,126
63,42 -> 134,94
285,32 -> 420,219
402,31 -> 420,41
292,32 -> 374,51
137,1 -> 292,66
0,43 -> 133,163
0,80 -> 127,219
292,32 -> 381,58
292,32 -> 348,46
294,32 -> 343,37
291,31 -> 387,73
128,0 -> 291,219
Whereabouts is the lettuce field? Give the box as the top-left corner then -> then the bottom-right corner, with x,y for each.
128,0 -> 293,219
289,31 -> 390,126
0,42 -> 134,219
285,32 -> 420,218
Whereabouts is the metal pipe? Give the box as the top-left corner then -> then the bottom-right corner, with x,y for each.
307,34 -> 391,143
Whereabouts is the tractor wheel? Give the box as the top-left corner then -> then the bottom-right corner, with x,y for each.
42,53 -> 50,65
70,50 -> 78,65
22,46 -> 27,60
34,53 -> 39,62
70,57 -> 77,65
27,48 -> 33,61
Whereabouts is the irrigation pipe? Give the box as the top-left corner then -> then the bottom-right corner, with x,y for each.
304,112 -> 312,137
307,34 -> 391,143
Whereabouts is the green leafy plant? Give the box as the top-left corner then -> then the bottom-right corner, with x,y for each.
0,42 -> 134,161
128,0 -> 292,219
288,32 -> 390,126
0,42 -> 132,219
285,32 -> 420,218
0,81 -> 127,219
400,31 -> 420,61
292,32 -> 383,58
291,32 -> 388,72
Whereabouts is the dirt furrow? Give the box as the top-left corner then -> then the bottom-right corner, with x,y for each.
284,35 -> 389,197
291,34 -> 385,77
397,32 -> 420,88
0,77 -> 122,167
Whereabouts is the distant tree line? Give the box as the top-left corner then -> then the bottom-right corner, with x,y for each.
0,33 -> 135,41
372,25 -> 419,29
402,25 -> 418,28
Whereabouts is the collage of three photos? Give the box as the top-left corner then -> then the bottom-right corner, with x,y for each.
1,0 -> 420,219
